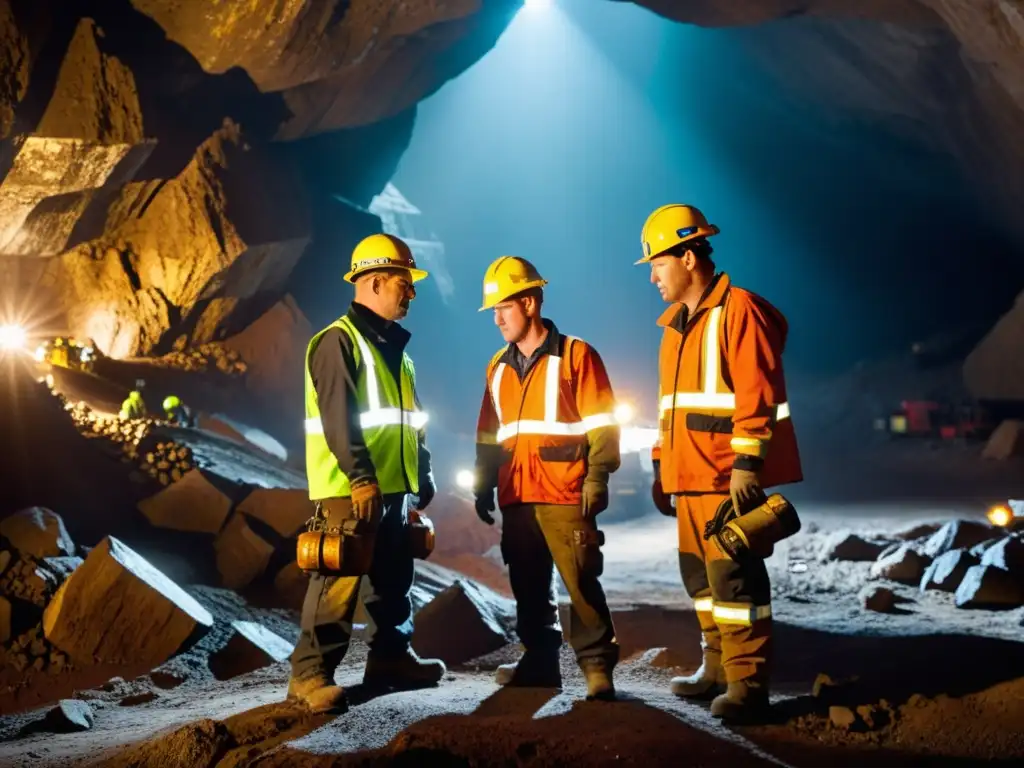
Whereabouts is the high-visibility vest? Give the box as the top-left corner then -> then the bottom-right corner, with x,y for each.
303,316 -> 427,500
478,336 -> 618,507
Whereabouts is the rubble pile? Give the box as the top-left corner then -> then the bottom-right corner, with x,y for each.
62,400 -> 196,487
150,343 -> 247,376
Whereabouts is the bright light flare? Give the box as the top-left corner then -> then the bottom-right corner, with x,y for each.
524,0 -> 553,8
455,469 -> 475,490
987,505 -> 1012,527
614,402 -> 635,425
0,324 -> 26,351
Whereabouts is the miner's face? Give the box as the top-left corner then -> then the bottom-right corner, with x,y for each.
650,252 -> 694,303
493,296 -> 534,344
376,270 -> 416,321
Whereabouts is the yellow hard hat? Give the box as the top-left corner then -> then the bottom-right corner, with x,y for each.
479,256 -> 548,311
343,233 -> 428,284
636,204 -> 720,265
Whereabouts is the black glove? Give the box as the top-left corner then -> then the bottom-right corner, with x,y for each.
414,471 -> 436,511
651,460 -> 675,517
475,489 -> 496,525
582,479 -> 609,519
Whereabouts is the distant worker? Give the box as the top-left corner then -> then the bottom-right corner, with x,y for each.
637,204 -> 803,721
162,395 -> 195,427
119,390 -> 147,420
288,233 -> 444,714
474,256 -> 621,700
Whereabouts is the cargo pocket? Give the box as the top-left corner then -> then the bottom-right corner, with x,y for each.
572,527 -> 605,578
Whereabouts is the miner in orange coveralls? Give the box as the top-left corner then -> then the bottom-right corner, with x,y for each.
637,204 -> 803,721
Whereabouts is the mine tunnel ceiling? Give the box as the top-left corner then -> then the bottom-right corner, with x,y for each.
0,0 -> 1021,363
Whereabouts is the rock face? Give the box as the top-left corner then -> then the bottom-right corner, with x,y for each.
0,507 -> 75,559
964,290 -> 1024,403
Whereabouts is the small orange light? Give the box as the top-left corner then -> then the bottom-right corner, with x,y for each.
987,505 -> 1012,527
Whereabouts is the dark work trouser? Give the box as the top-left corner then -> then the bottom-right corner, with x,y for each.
676,492 -> 773,686
501,503 -> 619,668
289,492 -> 414,683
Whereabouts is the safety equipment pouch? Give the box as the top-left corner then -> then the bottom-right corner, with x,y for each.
704,494 -> 800,561
408,513 -> 436,560
296,516 -> 375,576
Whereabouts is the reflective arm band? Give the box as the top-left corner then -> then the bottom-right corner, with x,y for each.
305,410 -> 428,435
581,413 -> 617,432
693,597 -> 714,613
476,431 -> 497,445
712,602 -> 772,626
730,435 -> 768,459
305,418 -> 324,434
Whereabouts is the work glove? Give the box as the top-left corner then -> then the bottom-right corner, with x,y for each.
414,471 -> 436,511
475,489 -> 496,526
350,480 -> 383,524
729,468 -> 766,516
581,479 -> 609,519
651,460 -> 675,517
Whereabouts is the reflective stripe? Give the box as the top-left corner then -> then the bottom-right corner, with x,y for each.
305,408 -> 427,434
693,597 -> 714,613
490,342 -> 615,443
476,431 -> 498,445
731,435 -> 767,458
712,602 -> 772,626
660,392 -> 736,412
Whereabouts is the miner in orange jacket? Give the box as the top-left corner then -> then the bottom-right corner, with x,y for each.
474,256 -> 621,701
638,204 -> 803,722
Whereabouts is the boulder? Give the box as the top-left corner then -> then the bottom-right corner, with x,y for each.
137,469 -> 233,535
0,508 -> 75,558
862,586 -> 897,613
979,537 -> 1024,574
40,700 -> 95,733
42,556 -> 84,585
42,536 -> 213,666
893,522 -> 942,541
213,514 -> 275,591
954,565 -> 1024,609
981,420 -> 1024,460
235,488 -> 311,538
208,620 -> 292,681
921,549 -> 977,593
272,561 -> 309,608
821,533 -> 888,562
921,520 -> 993,559
411,579 -> 515,666
869,545 -> 930,585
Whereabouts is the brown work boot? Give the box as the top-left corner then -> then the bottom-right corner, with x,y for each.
710,680 -> 770,722
581,659 -> 615,701
286,675 -> 347,714
670,647 -> 727,698
363,648 -> 446,689
495,651 -> 562,688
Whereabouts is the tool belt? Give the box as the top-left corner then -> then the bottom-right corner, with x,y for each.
703,493 -> 801,561
296,500 -> 376,576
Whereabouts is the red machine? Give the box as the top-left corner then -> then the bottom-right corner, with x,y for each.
880,399 -> 989,440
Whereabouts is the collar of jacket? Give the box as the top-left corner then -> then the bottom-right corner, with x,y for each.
347,301 -> 411,352
657,272 -> 731,333
501,318 -> 563,378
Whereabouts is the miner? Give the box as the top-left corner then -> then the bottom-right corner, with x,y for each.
637,204 -> 803,721
474,255 -> 621,700
287,233 -> 444,713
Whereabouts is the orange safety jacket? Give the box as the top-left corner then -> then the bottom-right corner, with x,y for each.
476,321 -> 621,508
652,273 -> 802,494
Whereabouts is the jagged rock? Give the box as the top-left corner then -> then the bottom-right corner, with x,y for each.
0,595 -> 10,643
409,561 -> 473,614
921,520 -> 993,559
954,565 -> 1024,609
41,700 -> 95,733
862,586 -> 897,613
821,533 -> 888,562
979,537 -> 1024,574
869,544 -> 931,584
149,670 -> 186,689
965,290 -> 1024,403
969,538 -> 1000,558
42,536 -> 214,667
921,549 -> 978,593
235,488 -> 311,538
213,513 -> 275,591
637,647 -> 684,669
137,469 -> 232,535
208,620 -> 292,681
42,556 -> 84,585
0,508 -> 75,559
411,579 -> 515,665
982,420 -> 1024,460
893,522 -> 942,541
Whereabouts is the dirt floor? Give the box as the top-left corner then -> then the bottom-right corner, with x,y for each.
2,360 -> 1024,767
